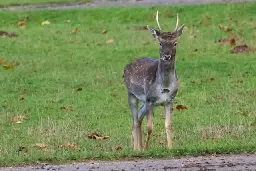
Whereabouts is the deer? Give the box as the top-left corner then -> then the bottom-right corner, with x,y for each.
123,11 -> 184,150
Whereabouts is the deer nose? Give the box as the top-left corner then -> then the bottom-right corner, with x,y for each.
163,54 -> 171,60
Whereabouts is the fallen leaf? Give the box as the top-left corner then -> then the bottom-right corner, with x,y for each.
219,25 -> 232,33
218,36 -> 238,46
106,39 -> 114,44
10,115 -> 26,123
76,88 -> 83,91
115,145 -> 122,151
229,38 -> 236,46
88,132 -> 109,140
209,77 -> 215,81
127,26 -> 148,31
230,44 -> 256,54
35,143 -> 47,149
17,146 -> 28,153
72,28 -> 80,33
242,112 -> 248,116
0,58 -> 5,64
60,106 -> 73,111
172,105 -> 188,110
102,29 -> 107,34
3,64 -> 14,70
60,142 -> 77,149
20,97 -> 25,101
18,20 -> 25,27
0,31 -> 17,38
41,20 -> 51,25
65,20 -> 71,23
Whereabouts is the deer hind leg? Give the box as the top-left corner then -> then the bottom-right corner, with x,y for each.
144,103 -> 153,150
128,93 -> 142,150
138,103 -> 146,148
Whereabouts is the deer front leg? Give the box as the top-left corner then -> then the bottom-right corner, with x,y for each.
128,93 -> 142,150
164,103 -> 172,149
144,103 -> 153,150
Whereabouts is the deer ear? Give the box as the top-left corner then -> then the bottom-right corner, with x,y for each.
147,25 -> 160,39
176,24 -> 184,37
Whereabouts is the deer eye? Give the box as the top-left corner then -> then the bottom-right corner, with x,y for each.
173,42 -> 177,47
159,42 -> 162,46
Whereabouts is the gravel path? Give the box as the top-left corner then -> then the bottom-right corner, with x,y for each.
0,0 -> 254,10
1,154 -> 256,171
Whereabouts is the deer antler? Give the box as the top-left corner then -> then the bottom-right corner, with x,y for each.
175,13 -> 179,30
156,10 -> 162,31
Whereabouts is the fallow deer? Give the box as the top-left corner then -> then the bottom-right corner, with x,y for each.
123,11 -> 184,150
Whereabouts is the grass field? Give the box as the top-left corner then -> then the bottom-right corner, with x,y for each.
0,0 -> 92,7
0,2 -> 256,166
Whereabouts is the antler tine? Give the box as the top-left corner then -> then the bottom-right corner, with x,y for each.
156,10 -> 162,31
175,13 -> 179,30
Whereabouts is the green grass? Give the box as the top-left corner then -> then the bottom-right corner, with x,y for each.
0,0 -> 92,7
0,2 -> 256,167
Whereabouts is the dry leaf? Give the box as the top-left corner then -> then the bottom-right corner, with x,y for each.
65,20 -> 71,23
172,105 -> 188,110
230,44 -> 256,54
209,77 -> 215,81
18,20 -> 25,27
10,115 -> 26,123
76,88 -> 83,91
127,26 -> 148,31
102,29 -> 107,34
242,112 -> 248,116
60,106 -> 73,111
60,142 -> 77,149
115,145 -> 122,151
0,58 -> 5,64
106,39 -> 114,44
72,28 -> 80,33
88,132 -> 109,140
41,20 -> 51,25
35,143 -> 47,149
229,38 -> 236,46
3,64 -> 14,70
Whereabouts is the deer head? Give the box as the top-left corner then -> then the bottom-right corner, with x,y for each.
147,11 -> 184,61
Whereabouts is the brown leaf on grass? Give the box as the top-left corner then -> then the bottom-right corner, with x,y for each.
65,20 -> 71,23
60,142 -> 77,149
0,58 -> 5,64
76,88 -> 83,91
3,64 -> 14,70
35,143 -> 47,149
0,31 -> 17,38
230,44 -> 256,54
20,97 -> 25,101
60,106 -> 73,111
219,25 -> 233,34
209,77 -> 215,81
172,105 -> 188,110
102,29 -> 107,34
10,115 -> 26,123
18,146 -> 28,153
218,36 -> 238,46
41,20 -> 50,25
127,26 -> 148,31
242,111 -> 248,116
72,28 -> 80,33
106,39 -> 114,44
88,132 -> 109,140
18,20 -> 25,28
115,145 -> 123,151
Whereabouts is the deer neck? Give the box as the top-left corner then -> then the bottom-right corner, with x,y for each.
157,56 -> 177,90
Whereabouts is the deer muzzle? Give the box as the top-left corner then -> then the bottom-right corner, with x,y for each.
163,54 -> 172,61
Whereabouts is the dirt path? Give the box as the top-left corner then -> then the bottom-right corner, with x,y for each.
1,154 -> 256,171
0,0 -> 254,10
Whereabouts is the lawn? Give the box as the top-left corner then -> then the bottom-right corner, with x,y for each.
0,2 -> 256,166
0,0 -> 92,7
